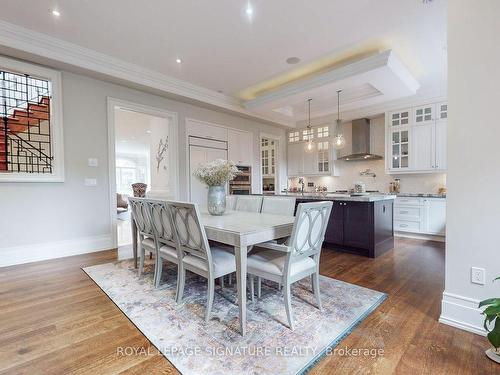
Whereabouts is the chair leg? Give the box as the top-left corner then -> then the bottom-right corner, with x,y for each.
257,277 -> 261,298
228,273 -> 232,285
149,252 -> 153,260
176,267 -> 186,303
278,282 -> 282,291
284,283 -> 294,330
219,276 -> 224,288
154,257 -> 163,288
250,275 -> 255,302
138,247 -> 145,277
313,272 -> 322,311
206,277 -> 215,322
311,274 -> 315,293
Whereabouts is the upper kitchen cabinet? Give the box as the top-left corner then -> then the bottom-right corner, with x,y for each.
287,126 -> 339,177
386,101 -> 447,174
186,118 -> 228,141
228,129 -> 253,166
389,108 -> 411,127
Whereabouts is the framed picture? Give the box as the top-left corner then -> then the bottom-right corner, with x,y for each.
0,55 -> 64,182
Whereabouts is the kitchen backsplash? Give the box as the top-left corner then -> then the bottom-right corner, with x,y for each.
288,115 -> 446,194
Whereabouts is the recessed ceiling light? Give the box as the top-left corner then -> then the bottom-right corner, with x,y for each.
245,5 -> 253,16
176,58 -> 182,64
51,9 -> 61,17
146,130 -> 151,134
286,57 -> 301,65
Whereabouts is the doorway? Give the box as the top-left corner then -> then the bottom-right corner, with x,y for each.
107,98 -> 178,259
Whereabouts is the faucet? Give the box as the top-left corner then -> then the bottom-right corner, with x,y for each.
298,178 -> 305,194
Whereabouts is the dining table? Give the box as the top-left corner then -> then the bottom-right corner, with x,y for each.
131,208 -> 295,336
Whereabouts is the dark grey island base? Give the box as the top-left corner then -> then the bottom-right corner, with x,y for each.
294,197 -> 394,258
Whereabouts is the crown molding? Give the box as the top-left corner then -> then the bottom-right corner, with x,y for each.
0,20 -> 289,127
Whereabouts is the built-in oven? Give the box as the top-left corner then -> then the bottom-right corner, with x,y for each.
229,166 -> 252,195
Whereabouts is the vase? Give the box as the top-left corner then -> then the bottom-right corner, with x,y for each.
207,185 -> 226,215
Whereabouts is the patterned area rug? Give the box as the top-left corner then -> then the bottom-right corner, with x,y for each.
83,260 -> 386,375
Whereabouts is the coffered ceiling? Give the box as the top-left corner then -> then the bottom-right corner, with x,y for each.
0,0 -> 447,126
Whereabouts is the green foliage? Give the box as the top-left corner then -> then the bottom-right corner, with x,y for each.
479,277 -> 500,350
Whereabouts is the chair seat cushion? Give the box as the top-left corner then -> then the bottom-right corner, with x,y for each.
159,245 -> 178,262
247,249 -> 316,278
142,237 -> 155,250
183,247 -> 236,278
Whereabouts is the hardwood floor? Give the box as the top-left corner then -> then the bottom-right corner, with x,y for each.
0,239 -> 496,374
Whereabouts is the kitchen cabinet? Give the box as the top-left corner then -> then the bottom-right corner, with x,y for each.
389,128 -> 410,171
394,197 -> 446,236
186,118 -> 228,141
228,129 -> 253,166
287,139 -> 338,177
386,101 -> 447,174
299,199 -> 394,258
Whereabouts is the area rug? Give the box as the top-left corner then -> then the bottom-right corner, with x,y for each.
83,260 -> 386,375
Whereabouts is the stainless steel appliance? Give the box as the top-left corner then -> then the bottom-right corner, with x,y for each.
229,166 -> 252,195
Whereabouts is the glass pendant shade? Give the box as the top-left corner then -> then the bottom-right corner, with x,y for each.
332,134 -> 346,150
304,138 -> 315,153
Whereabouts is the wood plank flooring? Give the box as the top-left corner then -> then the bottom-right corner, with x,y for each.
0,239 -> 496,374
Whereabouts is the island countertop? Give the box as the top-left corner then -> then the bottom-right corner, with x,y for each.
278,192 -> 396,202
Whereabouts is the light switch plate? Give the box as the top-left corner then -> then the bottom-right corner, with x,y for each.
88,158 -> 98,167
84,178 -> 97,186
471,267 -> 485,285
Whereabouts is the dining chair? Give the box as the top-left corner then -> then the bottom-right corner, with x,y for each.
148,200 -> 181,291
168,201 -> 236,322
128,197 -> 157,281
261,196 -> 296,216
226,195 -> 238,210
235,195 -> 263,212
247,201 -> 333,330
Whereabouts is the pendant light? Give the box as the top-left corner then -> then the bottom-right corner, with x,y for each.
333,89 -> 346,150
304,98 -> 315,153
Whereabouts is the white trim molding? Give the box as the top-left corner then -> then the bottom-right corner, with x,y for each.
0,20 -> 283,127
107,97 -> 180,249
439,292 -> 487,336
0,234 -> 113,267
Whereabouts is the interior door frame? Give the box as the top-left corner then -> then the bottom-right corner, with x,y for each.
107,97 -> 179,248
259,132 -> 284,194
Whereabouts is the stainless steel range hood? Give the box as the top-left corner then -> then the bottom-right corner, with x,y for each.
338,118 -> 383,161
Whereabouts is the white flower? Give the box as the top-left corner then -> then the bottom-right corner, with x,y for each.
193,159 -> 239,186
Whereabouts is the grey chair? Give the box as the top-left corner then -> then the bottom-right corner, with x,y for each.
235,195 -> 263,212
247,201 -> 333,330
225,195 -> 238,210
148,200 -> 181,290
169,201 -> 236,322
261,196 -> 296,216
128,197 -> 157,281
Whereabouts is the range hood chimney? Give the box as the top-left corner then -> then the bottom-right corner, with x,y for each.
338,118 -> 383,161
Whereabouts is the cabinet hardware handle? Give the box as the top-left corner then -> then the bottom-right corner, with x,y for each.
400,224 -> 408,228
400,210 -> 409,214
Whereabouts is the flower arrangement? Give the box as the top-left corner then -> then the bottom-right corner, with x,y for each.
193,159 -> 239,186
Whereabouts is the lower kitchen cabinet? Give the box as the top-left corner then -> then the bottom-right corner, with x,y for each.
297,199 -> 395,258
394,197 -> 446,236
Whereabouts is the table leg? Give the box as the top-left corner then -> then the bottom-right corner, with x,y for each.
131,218 -> 138,269
234,245 -> 247,336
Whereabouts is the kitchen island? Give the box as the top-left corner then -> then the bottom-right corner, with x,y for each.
284,193 -> 395,258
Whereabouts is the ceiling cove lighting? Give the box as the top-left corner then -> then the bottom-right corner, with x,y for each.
51,9 -> 61,17
332,90 -> 346,150
304,98 -> 315,154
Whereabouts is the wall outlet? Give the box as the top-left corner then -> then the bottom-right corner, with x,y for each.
88,158 -> 99,167
471,267 -> 486,285
84,178 -> 97,187
307,182 -> 314,187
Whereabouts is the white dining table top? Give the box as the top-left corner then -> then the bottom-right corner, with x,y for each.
200,209 -> 295,235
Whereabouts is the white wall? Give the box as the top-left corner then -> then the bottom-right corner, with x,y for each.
289,116 -> 446,193
440,0 -> 500,335
0,67 -> 286,266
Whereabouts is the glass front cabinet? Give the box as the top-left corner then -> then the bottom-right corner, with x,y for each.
386,101 -> 447,174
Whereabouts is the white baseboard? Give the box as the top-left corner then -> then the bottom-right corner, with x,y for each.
395,232 -> 445,242
0,234 -> 114,268
439,292 -> 486,336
